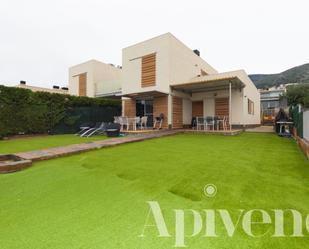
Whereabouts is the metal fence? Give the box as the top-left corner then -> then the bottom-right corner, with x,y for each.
303,109 -> 309,141
51,106 -> 121,134
290,105 -> 303,138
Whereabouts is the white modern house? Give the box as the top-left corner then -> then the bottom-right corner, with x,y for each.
69,60 -> 122,98
69,33 -> 260,129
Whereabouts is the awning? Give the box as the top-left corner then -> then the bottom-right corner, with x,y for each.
121,90 -> 168,99
171,71 -> 247,94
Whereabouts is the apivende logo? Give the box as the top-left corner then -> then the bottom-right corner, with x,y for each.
139,184 -> 309,248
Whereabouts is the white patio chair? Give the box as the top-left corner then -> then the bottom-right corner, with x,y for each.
80,122 -> 102,137
153,113 -> 164,129
114,116 -> 120,124
86,122 -> 107,137
204,116 -> 215,131
223,116 -> 229,130
135,117 -> 141,130
119,116 -> 129,131
196,117 -> 204,131
217,116 -> 228,131
140,116 -> 148,129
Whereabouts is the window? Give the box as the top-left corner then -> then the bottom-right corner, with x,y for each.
248,99 -> 254,115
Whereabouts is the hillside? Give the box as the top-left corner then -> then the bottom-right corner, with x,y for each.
249,63 -> 309,89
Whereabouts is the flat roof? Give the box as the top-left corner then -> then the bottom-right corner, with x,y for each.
171,71 -> 246,94
121,90 -> 168,99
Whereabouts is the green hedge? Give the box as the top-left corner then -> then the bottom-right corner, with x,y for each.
0,85 -> 121,138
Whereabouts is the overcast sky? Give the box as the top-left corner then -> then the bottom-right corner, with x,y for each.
1,0 -> 309,88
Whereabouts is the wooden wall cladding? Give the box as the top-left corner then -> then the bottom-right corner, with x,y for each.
215,98 -> 229,116
123,99 -> 136,117
79,73 -> 87,96
141,53 -> 156,87
153,96 -> 168,128
172,96 -> 183,128
192,101 -> 203,117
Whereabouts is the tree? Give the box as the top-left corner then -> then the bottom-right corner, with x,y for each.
283,84 -> 309,107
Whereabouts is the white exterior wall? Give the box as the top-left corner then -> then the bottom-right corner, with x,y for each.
168,34 -> 217,85
69,61 -> 95,97
94,62 -> 122,96
304,109 -> 309,141
121,33 -> 218,96
182,99 -> 192,125
240,72 -> 261,125
191,89 -> 243,125
69,60 -> 121,97
122,34 -> 171,95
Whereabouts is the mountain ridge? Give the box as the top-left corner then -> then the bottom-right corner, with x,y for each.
249,63 -> 309,89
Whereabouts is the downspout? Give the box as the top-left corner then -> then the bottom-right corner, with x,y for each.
229,81 -> 232,130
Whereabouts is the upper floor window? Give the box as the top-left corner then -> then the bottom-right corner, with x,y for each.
141,53 -> 156,87
248,99 -> 254,115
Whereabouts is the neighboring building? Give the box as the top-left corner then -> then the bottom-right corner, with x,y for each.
259,84 -> 290,124
16,81 -> 69,94
68,60 -> 122,98
121,33 -> 260,129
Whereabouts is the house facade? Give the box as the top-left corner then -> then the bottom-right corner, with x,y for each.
69,60 -> 122,98
121,33 -> 260,129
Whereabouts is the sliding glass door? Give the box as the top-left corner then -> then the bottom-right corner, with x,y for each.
136,100 -> 153,127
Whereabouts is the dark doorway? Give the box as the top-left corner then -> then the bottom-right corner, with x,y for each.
136,100 -> 153,127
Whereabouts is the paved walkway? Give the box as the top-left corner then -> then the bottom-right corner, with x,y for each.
246,126 -> 274,133
15,130 -> 180,162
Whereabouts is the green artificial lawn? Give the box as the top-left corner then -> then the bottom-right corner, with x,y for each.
0,133 -> 309,249
0,134 -> 107,154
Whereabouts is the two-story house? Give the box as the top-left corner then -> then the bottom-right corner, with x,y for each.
68,33 -> 260,129
121,33 -> 260,129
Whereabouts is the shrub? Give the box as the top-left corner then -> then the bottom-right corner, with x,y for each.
282,83 -> 309,108
0,85 -> 121,137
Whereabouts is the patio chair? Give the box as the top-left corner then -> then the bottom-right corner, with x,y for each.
114,116 -> 120,124
196,117 -> 204,130
80,122 -> 103,137
191,117 -> 197,129
140,116 -> 148,129
134,117 -> 141,131
75,122 -> 93,136
118,116 -> 129,131
216,116 -> 228,130
204,116 -> 215,131
85,122 -> 108,137
153,113 -> 164,129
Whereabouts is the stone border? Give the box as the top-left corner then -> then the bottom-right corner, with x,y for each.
295,136 -> 309,159
0,154 -> 32,174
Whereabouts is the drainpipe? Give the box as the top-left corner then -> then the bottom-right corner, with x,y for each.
229,81 -> 232,130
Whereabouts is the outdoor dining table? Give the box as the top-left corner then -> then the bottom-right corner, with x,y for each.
127,117 -> 139,131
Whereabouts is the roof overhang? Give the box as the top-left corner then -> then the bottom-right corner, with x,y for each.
95,90 -> 122,98
171,76 -> 245,94
121,90 -> 168,99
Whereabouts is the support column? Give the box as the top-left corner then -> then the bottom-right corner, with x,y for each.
229,81 -> 232,131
